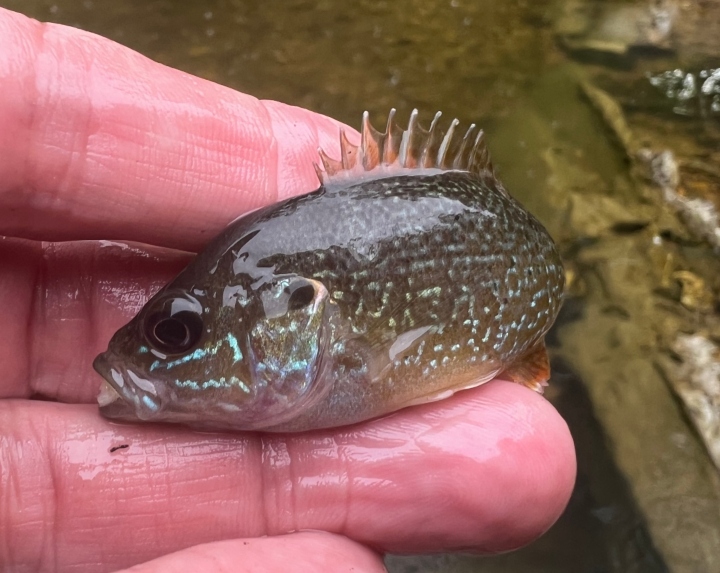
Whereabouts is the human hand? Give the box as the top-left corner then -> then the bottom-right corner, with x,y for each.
0,8 -> 576,573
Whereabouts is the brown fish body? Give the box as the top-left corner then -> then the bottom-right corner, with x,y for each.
94,110 -> 564,432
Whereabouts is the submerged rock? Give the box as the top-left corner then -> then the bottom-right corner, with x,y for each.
662,334 -> 720,472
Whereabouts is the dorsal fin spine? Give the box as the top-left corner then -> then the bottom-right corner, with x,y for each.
383,108 -> 401,165
437,118 -> 459,169
421,111 -> 443,168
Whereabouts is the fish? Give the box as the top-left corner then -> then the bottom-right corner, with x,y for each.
93,109 -> 564,433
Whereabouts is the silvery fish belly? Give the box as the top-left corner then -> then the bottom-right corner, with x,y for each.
94,109 -> 564,432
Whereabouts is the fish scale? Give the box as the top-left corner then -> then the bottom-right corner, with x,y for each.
93,110 -> 564,432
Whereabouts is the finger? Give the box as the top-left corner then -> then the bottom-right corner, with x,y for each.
1,382 -> 575,572
115,532 -> 385,573
0,8 -> 353,251
0,237 -> 189,401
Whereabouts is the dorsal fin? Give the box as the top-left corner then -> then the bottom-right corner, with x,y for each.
314,109 -> 494,186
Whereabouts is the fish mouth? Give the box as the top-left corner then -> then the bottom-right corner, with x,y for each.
93,353 -> 121,401
93,352 -> 162,422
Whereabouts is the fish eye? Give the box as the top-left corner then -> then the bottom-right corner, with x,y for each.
144,298 -> 204,354
286,281 -> 316,310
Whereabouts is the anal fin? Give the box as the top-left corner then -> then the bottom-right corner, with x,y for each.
499,342 -> 551,394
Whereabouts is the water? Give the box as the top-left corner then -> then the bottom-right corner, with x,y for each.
4,0 -> 720,571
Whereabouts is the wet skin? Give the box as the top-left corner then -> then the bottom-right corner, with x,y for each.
0,8 -> 576,573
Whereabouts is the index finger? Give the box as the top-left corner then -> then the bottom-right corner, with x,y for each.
2,381 -> 576,572
0,8 -> 353,252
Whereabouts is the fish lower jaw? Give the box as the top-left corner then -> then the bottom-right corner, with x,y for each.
97,379 -> 122,407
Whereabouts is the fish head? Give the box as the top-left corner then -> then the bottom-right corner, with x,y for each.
94,274 -> 337,430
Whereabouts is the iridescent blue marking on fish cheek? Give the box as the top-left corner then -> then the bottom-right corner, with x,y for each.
142,395 -> 159,411
165,346 -> 211,369
150,337 -> 237,373
225,333 -> 243,363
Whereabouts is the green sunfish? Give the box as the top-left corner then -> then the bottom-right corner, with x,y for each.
94,109 -> 564,432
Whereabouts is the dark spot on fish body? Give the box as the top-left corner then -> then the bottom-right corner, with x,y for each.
109,444 -> 129,453
285,280 -> 317,310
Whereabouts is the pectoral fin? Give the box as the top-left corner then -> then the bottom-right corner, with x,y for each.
500,342 -> 551,393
